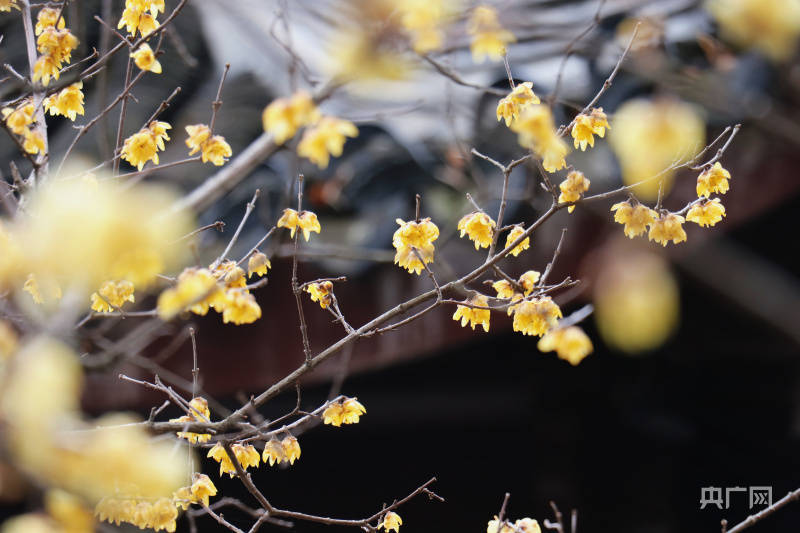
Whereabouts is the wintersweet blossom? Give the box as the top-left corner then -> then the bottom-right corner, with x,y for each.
648,213 -> 687,246
200,135 -> 232,166
156,268 -> 221,319
323,397 -> 366,426
298,116 -> 358,168
0,0 -> 19,12
457,211 -> 496,249
558,170 -> 590,212
380,512 -> 403,533
510,105 -> 568,172
452,294 -> 491,332
610,200 -> 657,238
511,296 -> 562,337
131,43 -> 162,73
208,442 -> 260,477
277,208 -> 321,241
397,0 -> 450,53
90,280 -> 135,313
43,82 -> 85,121
220,290 -> 262,325
170,397 -> 212,444
686,198 -> 726,227
120,121 -> 172,170
247,252 -> 271,278
2,101 -> 35,135
496,82 -> 540,126
35,8 -> 65,34
467,6 -> 515,62
707,0 -> 800,61
505,225 -> 530,256
306,281 -> 334,309
696,162 -> 731,198
262,91 -> 319,144
392,218 -> 440,275
571,107 -> 610,150
262,439 -> 286,466
538,326 -> 594,366
282,436 -> 301,465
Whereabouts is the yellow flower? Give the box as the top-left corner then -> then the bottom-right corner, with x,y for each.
208,442 -> 260,477
45,489 -> 94,533
487,518 -> 514,533
137,12 -> 160,36
298,116 -> 359,169
277,208 -> 322,241
511,105 -> 568,172
262,439 -> 286,466
496,82 -> 540,126
212,259 -> 247,289
0,0 -> 19,12
185,124 -> 211,155
452,294 -> 491,332
23,130 -> 45,155
457,211 -> 496,249
686,198 -> 726,227
262,91 -> 320,145
397,0 -> 450,53
90,279 -> 135,313
518,270 -> 540,295
220,290 -> 262,325
149,120 -> 171,150
170,397 -> 212,444
306,281 -> 334,309
2,101 -> 35,135
33,54 -> 61,86
511,296 -> 562,337
558,170 -> 590,212
380,512 -> 403,533
118,4 -> 160,37
322,401 -> 345,427
36,27 -> 78,64
505,225 -> 530,256
538,135 -> 569,173
342,397 -> 366,424
392,217 -> 440,275
131,43 -> 162,73
282,436 -> 301,465
538,326 -> 594,366
571,107 -> 610,150
696,162 -> 730,198
43,82 -> 85,121
190,473 -> 217,507
492,279 -> 518,300
515,518 -> 542,533
707,0 -> 800,61
609,98 -> 705,201
157,267 -> 222,319
610,200 -> 657,238
200,135 -> 232,166
35,8 -> 65,34
247,252 -> 271,278
648,213 -> 687,246
467,6 -> 515,62
120,130 -> 158,171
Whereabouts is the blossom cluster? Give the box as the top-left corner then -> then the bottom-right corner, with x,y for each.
33,7 -> 78,85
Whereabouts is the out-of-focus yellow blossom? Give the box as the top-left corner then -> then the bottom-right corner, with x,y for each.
452,294 -> 491,332
571,107 -> 610,150
120,121 -> 172,170
392,217 -> 440,275
0,0 -> 19,12
200,135 -> 232,166
616,16 -> 665,51
90,279 -> 135,313
170,397 -> 212,444
34,25 -> 79,86
397,0 -> 451,53
707,0 -> 800,61
610,200 -> 657,238
214,260 -> 247,289
0,514 -> 54,533
457,211 -> 495,249
157,268 -> 221,319
185,124 -> 210,154
2,101 -> 35,135
496,82 -> 540,127
221,290 -> 262,325
504,225 -> 530,256
43,82 -> 85,121
22,130 -> 45,155
262,91 -> 320,145
518,270 -> 541,294
538,326 -> 594,366
306,281 -> 334,309
248,252 -> 271,278
648,212 -> 687,246
94,498 -> 135,526
208,442 -> 260,477
609,98 -> 705,201
323,397 -> 366,426
277,208 -> 322,241
22,273 -> 62,305
380,511 -> 403,533
558,170 -> 590,212
467,5 -> 515,62
510,104 -> 569,172
0,320 -> 17,360
263,439 -> 286,466
511,296 -> 562,337
131,43 -> 162,73
282,436 -> 301,465
696,162 -> 730,198
687,198 -> 726,227
330,28 -> 412,82
45,489 -> 94,533
36,8 -> 65,34
298,116 -> 358,169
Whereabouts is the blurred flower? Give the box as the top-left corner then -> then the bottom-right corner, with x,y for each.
397,0 -> 453,53
262,91 -> 320,145
220,290 -> 262,325
505,225 -> 530,256
648,212 -> 687,246
2,101 -> 35,135
452,294 -> 491,332
43,82 -> 84,121
278,208 -> 322,241
306,281 -> 334,309
538,326 -> 594,365
571,107 -> 610,151
457,211 -> 495,249
248,252 -> 271,278
511,296 -> 562,337
393,218 -> 439,275
282,436 -> 301,465
496,82 -> 539,127
515,518 -> 542,533
89,280 -> 135,313
298,116 -> 358,169
0,0 -> 19,12
131,43 -> 162,73
35,8 -> 65,34
380,512 -> 403,533
707,0 -> 800,61
615,16 -> 665,51
510,105 -> 569,172
22,130 -> 45,155
609,98 -> 705,201
610,200 -> 657,238
45,489 -> 94,533
157,268 -> 221,319
22,273 -> 62,305
0,320 -> 17,360
687,198 -> 726,227
696,162 -> 730,198
558,170 -> 591,212
467,5 -> 515,62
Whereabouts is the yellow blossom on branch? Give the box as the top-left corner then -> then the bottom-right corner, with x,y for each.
35,8 -> 65,34
518,270 -> 541,294
262,91 -> 319,145
467,6 -> 515,62
156,268 -> 222,319
686,198 -> 726,227
277,208 -> 321,241
511,296 -> 562,337
452,294 -> 491,332
131,43 -> 162,73
648,212 -> 687,246
510,105 -> 569,172
696,162 -> 731,198
43,82 -> 85,121
118,0 -> 163,37
457,211 -> 496,249
538,326 -> 594,366
306,281 -> 334,309
570,107 -> 610,150
298,116 -> 358,169
0,0 -> 19,12
262,439 -> 286,466
558,170 -> 590,212
185,124 -> 211,154
610,200 -> 657,238
247,252 -> 271,278
207,442 -> 260,477
496,82 -> 540,127
392,217 -> 440,275
120,121 -> 172,170
22,130 -> 45,155
379,512 -> 403,533
90,280 -> 135,313
190,474 -> 217,507
170,397 -> 212,444
323,397 -> 366,426
200,135 -> 232,166
505,225 -> 530,257
397,0 -> 450,53
2,101 -> 35,135
282,436 -> 301,465
220,290 -> 262,325
22,273 -> 62,305
0,320 -> 18,360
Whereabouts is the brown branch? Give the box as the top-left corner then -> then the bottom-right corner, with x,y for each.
726,488 -> 800,533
